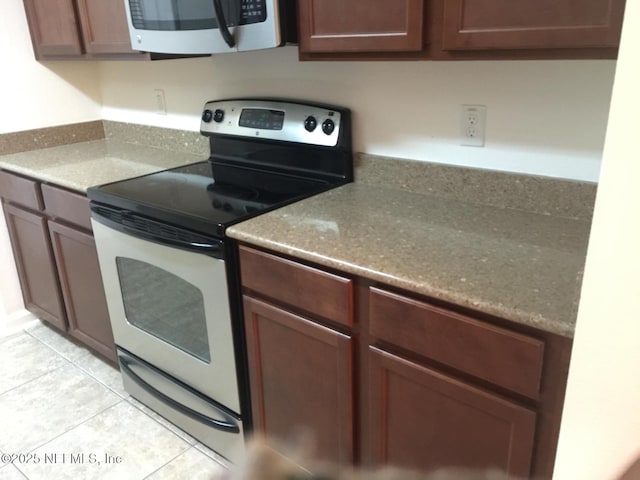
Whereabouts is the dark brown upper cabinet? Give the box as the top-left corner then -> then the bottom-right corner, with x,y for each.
441,0 -> 626,51
75,0 -> 137,55
23,0 -> 141,60
297,0 -> 625,60
297,0 -> 428,59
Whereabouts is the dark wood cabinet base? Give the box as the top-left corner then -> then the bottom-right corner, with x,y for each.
1,170 -> 116,363
239,245 -> 573,479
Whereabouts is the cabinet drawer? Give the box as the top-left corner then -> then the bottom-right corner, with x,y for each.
42,184 -> 92,231
369,287 -> 544,399
239,246 -> 353,327
0,170 -> 43,211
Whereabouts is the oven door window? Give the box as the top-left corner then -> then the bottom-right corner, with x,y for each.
116,257 -> 211,363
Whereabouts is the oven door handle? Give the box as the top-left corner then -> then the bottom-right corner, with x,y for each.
120,356 -> 240,434
91,206 -> 224,257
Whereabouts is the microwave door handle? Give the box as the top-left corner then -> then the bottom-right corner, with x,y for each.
213,0 -> 236,47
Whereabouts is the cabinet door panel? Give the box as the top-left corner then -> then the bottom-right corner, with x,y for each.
368,347 -> 536,478
0,171 -> 43,211
443,0 -> 625,50
369,287 -> 544,399
239,246 -> 353,327
75,0 -> 136,55
244,295 -> 354,465
23,0 -> 83,57
298,0 -> 425,53
3,203 -> 66,330
48,220 -> 116,363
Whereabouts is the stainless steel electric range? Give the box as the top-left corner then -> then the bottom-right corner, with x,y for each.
87,99 -> 353,463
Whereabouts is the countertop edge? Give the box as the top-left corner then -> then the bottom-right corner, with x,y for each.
227,229 -> 576,339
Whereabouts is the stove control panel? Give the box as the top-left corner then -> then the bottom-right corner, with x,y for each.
200,99 -> 345,147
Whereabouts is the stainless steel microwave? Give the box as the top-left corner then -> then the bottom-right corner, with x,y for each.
124,0 -> 297,54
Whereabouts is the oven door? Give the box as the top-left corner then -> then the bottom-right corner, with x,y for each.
124,0 -> 281,54
91,216 -> 240,415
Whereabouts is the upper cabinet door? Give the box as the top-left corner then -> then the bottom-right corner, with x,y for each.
298,0 -> 425,53
442,0 -> 626,50
75,0 -> 136,55
23,0 -> 83,57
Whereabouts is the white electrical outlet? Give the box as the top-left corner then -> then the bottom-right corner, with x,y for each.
461,105 -> 486,147
154,88 -> 167,115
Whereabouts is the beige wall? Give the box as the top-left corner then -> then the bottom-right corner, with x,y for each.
0,0 -> 102,321
554,1 -> 640,479
0,0 -> 101,134
99,50 -> 615,182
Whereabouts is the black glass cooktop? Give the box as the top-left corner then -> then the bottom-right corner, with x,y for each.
88,161 -> 332,238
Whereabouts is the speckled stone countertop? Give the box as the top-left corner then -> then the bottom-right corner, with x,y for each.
227,183 -> 592,337
0,139 -> 203,192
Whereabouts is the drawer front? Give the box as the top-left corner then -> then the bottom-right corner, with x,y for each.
42,184 -> 91,231
239,246 -> 353,327
369,287 -> 544,399
0,170 -> 43,211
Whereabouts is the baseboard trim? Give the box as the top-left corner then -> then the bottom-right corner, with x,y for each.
1,309 -> 39,339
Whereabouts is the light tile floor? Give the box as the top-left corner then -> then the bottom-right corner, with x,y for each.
0,321 -> 230,480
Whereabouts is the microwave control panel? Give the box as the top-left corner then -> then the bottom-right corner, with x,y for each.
239,0 -> 267,24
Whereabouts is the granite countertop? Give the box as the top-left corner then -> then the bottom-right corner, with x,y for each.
227,183 -> 592,337
0,139 -> 203,192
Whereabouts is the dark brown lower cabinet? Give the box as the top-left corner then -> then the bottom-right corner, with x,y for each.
48,220 -> 115,362
238,245 -> 572,479
368,347 -> 536,478
243,295 -> 354,465
2,202 -> 66,330
1,170 -> 116,363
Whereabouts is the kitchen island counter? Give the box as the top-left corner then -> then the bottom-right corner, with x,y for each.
227,182 -> 591,337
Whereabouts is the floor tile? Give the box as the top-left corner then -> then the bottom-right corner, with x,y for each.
0,465 -> 27,480
0,363 -> 121,454
126,397 -> 197,445
0,333 -> 68,395
145,446 -> 226,480
25,321 -> 88,363
194,442 -> 234,470
72,349 -> 128,398
20,402 -> 190,480
0,331 -> 25,345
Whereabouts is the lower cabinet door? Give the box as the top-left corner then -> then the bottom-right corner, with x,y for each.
3,202 -> 66,330
48,220 -> 116,363
243,295 -> 354,465
368,347 -> 536,479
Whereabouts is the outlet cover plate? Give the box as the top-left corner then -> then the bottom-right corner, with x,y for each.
461,104 -> 486,147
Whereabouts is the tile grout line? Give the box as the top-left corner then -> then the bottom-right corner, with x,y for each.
3,328 -> 183,479
24,325 -> 129,399
24,328 -> 89,364
12,325 -> 227,477
0,363 -> 68,401
9,463 -> 29,480
140,445 -> 197,480
21,398 -> 127,456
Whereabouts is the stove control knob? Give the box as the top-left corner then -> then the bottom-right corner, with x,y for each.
322,118 -> 335,135
213,109 -> 225,123
304,116 -> 317,132
202,109 -> 213,123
